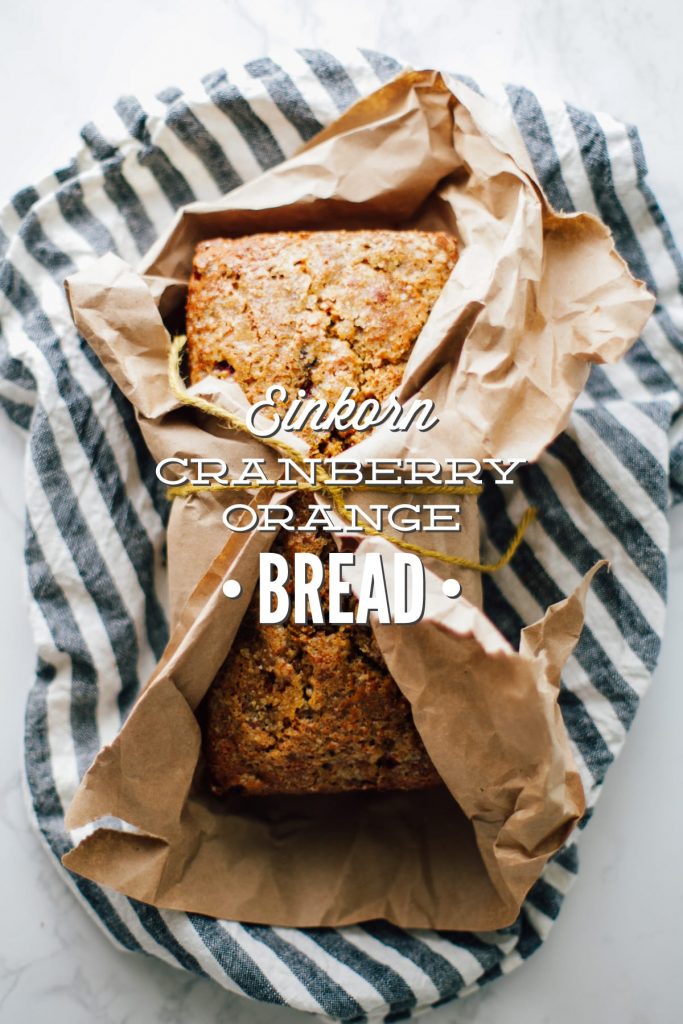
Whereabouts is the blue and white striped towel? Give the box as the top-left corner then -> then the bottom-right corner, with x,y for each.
0,48 -> 681,1022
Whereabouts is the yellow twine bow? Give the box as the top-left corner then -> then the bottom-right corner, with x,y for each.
166,335 -> 536,573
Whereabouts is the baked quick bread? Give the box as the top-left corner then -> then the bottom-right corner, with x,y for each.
186,230 -> 457,457
186,229 -> 458,795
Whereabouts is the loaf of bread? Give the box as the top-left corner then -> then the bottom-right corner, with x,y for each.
186,230 -> 458,795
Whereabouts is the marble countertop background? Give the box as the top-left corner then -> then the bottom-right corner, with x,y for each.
1,1 -> 682,1021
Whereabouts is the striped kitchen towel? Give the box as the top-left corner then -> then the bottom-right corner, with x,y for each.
1,48 -> 682,1022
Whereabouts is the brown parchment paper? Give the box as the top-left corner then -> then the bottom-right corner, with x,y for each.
61,69 -> 654,930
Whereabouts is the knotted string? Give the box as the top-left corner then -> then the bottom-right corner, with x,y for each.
166,335 -> 536,573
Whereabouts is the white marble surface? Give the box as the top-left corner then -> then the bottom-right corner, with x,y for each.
1,1 -> 682,1021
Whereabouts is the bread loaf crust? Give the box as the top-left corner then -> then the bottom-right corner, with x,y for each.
186,230 -> 458,795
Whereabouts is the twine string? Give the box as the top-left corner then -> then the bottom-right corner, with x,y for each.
166,335 -> 535,573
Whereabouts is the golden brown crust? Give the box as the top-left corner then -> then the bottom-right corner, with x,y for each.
203,499 -> 443,795
186,229 -> 458,457
187,230 -> 458,796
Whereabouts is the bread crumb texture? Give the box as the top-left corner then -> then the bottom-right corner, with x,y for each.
187,230 -> 458,795
186,229 -> 457,456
